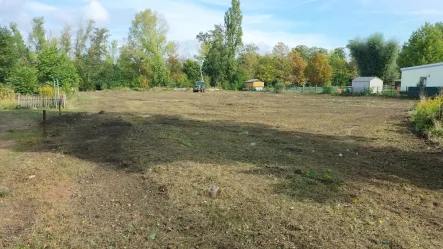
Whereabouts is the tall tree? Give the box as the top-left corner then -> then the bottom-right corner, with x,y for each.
256,54 -> 281,85
329,54 -> 351,86
238,43 -> 259,79
398,23 -> 443,68
287,51 -> 307,86
9,23 -> 27,63
347,33 -> 399,83
60,25 -> 72,56
272,42 -> 290,81
183,59 -> 201,83
127,9 -> 175,87
293,45 -> 310,62
197,24 -> 227,86
305,52 -> 332,86
29,17 -> 47,53
224,0 -> 243,83
0,26 -> 17,83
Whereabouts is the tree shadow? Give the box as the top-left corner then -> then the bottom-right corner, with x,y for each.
29,112 -> 443,203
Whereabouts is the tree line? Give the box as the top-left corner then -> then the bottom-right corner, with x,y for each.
1,0 -> 443,95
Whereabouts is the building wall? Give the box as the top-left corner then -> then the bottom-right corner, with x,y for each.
352,81 -> 370,93
401,64 -> 443,92
369,78 -> 384,93
245,82 -> 265,88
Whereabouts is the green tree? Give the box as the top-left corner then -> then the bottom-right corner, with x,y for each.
287,51 -> 307,86
293,45 -> 310,62
305,52 -> 332,86
224,0 -> 243,84
347,33 -> 399,83
256,54 -> 281,85
28,17 -> 47,53
238,43 -> 259,79
37,43 -> 79,93
198,24 -> 227,86
329,54 -> 350,86
7,66 -> 39,94
9,23 -> 28,63
127,9 -> 175,87
183,59 -> 201,83
398,23 -> 443,68
60,25 -> 72,56
0,26 -> 17,83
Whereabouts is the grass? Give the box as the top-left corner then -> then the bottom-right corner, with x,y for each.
0,90 -> 442,248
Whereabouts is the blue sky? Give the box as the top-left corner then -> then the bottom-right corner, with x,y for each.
0,0 -> 442,56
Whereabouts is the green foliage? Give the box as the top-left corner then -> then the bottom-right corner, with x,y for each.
0,189 -> 10,197
37,44 -> 79,94
347,33 -> 399,84
7,66 -> 39,94
322,85 -> 333,94
398,22 -> 443,68
197,0 -> 243,88
273,82 -> 285,93
256,54 -> 281,85
0,26 -> 18,83
183,59 -> 201,83
126,9 -> 174,87
411,96 -> 443,133
305,53 -> 332,86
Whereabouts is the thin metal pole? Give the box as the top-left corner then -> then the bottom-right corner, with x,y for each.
43,110 -> 47,137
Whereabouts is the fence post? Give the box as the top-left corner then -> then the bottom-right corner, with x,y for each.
42,110 -> 47,137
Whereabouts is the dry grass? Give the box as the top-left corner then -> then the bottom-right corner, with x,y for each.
1,90 -> 443,249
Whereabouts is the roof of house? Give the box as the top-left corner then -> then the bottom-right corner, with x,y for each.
401,62 -> 443,72
352,77 -> 382,82
245,79 -> 263,83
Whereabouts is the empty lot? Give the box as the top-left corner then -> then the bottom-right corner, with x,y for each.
1,90 -> 442,248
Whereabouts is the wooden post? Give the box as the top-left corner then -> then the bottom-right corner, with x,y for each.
43,110 -> 47,137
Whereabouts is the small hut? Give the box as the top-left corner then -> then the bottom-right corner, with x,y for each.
245,79 -> 265,91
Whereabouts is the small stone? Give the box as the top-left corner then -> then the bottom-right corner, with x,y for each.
28,175 -> 36,180
338,153 -> 343,157
250,142 -> 257,146
209,186 -> 220,197
433,202 -> 439,207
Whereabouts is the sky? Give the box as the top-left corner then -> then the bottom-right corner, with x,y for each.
0,0 -> 442,57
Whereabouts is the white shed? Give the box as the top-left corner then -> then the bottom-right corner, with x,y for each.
352,77 -> 384,94
400,62 -> 443,92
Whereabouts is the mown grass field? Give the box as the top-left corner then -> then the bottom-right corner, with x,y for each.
1,90 -> 442,249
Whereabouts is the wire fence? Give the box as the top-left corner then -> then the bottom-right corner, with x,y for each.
284,85 -> 400,96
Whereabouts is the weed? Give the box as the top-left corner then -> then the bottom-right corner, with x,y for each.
322,86 -> 333,94
0,189 -> 11,197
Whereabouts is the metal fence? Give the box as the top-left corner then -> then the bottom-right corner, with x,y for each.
17,94 -> 66,109
285,85 -> 399,96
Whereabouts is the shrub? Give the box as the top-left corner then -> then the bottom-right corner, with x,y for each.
39,85 -> 54,97
273,82 -> 285,93
322,85 -> 333,94
0,84 -> 15,100
411,96 -> 443,133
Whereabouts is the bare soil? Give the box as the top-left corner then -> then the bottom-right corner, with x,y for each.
1,90 -> 442,249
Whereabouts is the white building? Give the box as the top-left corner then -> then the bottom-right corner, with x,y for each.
400,62 -> 443,92
352,77 -> 384,94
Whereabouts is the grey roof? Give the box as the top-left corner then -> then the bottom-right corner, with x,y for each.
353,77 -> 382,82
401,62 -> 443,72
245,79 -> 262,83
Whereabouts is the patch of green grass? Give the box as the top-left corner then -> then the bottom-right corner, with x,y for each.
0,189 -> 11,197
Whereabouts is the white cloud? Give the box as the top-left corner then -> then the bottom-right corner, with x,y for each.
82,0 -> 109,26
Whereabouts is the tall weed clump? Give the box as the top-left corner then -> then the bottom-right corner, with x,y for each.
411,95 -> 443,141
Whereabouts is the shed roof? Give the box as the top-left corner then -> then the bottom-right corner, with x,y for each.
400,62 -> 443,72
352,77 -> 382,82
245,79 -> 263,83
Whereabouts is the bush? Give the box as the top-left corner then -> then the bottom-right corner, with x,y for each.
0,84 -> 15,100
322,85 -> 333,94
273,82 -> 285,93
411,96 -> 443,133
39,85 -> 54,97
